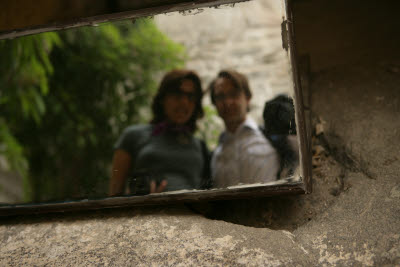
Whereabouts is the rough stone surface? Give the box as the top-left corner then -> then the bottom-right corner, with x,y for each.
0,207 -> 314,266
292,63 -> 400,266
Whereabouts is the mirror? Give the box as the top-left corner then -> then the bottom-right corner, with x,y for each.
0,0 -> 310,214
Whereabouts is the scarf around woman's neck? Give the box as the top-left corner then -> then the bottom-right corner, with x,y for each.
151,121 -> 192,136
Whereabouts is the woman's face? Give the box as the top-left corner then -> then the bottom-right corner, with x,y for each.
163,79 -> 197,125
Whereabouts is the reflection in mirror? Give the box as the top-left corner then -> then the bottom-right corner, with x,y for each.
0,0 -> 300,205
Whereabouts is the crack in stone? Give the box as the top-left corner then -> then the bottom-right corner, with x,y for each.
317,132 -> 376,180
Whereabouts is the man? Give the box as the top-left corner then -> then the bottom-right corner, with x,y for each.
209,70 -> 279,188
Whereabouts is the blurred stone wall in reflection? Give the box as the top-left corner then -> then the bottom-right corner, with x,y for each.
0,157 -> 23,203
155,0 -> 293,124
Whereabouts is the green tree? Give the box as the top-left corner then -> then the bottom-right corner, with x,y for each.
0,32 -> 61,201
0,19 -> 186,202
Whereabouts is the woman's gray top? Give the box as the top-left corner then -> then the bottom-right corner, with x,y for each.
114,124 -> 207,193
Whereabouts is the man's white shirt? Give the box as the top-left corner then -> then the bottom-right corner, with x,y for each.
211,117 -> 279,188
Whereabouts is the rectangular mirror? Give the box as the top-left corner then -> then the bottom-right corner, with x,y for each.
0,0 -> 311,216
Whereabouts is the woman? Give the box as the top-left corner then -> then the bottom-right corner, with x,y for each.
109,69 -> 210,196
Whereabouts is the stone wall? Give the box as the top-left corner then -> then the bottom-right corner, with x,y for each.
155,0 -> 293,124
0,169 -> 23,203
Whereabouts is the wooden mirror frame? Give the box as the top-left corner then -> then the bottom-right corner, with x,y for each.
0,0 -> 312,216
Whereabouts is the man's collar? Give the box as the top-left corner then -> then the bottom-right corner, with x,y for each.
220,116 -> 258,143
239,116 -> 259,132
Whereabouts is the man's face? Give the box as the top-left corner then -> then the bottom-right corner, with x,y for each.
213,77 -> 250,128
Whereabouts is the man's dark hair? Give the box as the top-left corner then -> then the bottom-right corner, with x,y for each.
151,69 -> 204,132
208,69 -> 252,106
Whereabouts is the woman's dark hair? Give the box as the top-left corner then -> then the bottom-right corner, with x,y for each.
151,69 -> 204,132
208,69 -> 252,105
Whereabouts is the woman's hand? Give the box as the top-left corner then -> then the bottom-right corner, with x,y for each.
150,180 -> 168,193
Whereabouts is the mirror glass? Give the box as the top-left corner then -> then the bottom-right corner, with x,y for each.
0,0 -> 300,205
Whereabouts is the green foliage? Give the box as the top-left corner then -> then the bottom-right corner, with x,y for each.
0,19 -> 186,202
0,33 -> 60,123
0,32 -> 60,201
196,105 -> 223,151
